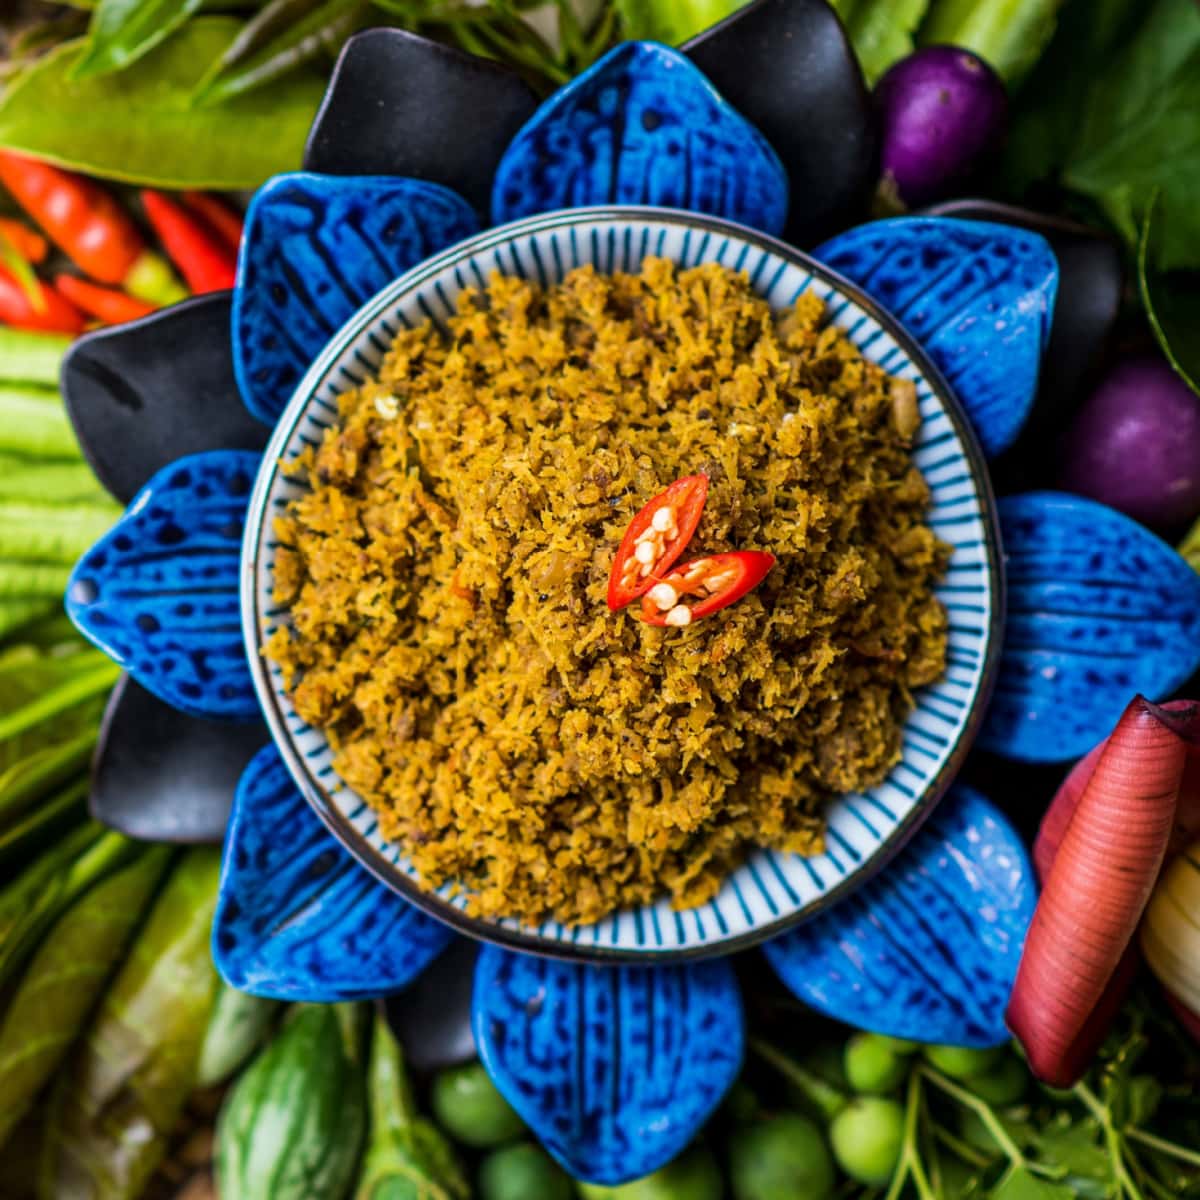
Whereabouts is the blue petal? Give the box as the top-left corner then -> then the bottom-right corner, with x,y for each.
66,450 -> 260,721
814,217 -> 1058,457
763,786 -> 1035,1047
491,41 -> 788,236
474,947 -> 743,1185
981,491 -> 1200,762
234,172 -> 479,424
212,745 -> 454,1000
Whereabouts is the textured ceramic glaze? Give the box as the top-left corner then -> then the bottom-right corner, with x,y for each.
244,209 -> 1001,958
304,29 -> 538,219
66,450 -> 258,720
233,172 -> 478,424
474,947 -> 743,1183
684,0 -> 876,245
212,745 -> 454,999
51,28 -> 1082,1175
61,292 -> 270,504
764,785 -> 1035,1046
980,492 -> 1200,763
815,217 -> 1058,458
492,42 -> 788,235
91,676 -> 268,842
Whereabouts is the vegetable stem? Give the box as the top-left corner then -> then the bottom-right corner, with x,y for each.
748,1037 -> 848,1121
918,1066 -> 1031,1170
1124,1126 -> 1200,1168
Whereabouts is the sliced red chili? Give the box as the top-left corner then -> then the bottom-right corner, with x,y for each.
640,551 -> 775,627
606,474 -> 709,610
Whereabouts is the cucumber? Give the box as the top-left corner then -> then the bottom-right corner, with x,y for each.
196,982 -> 279,1088
0,387 -> 81,460
217,1003 -> 368,1200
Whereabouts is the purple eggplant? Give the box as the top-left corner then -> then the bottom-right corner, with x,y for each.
1059,356 -> 1200,531
875,46 -> 1007,206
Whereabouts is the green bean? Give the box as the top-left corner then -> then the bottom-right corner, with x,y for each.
0,386 -> 81,459
0,499 -> 120,562
0,327 -> 72,387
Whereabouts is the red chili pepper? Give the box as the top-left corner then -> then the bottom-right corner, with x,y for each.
640,550 -> 775,627
141,189 -> 238,294
54,274 -> 156,325
607,474 -> 709,610
0,217 -> 47,264
0,151 -> 183,305
0,264 -> 85,333
181,191 -> 245,251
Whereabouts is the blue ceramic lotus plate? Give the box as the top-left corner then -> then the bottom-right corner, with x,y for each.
242,205 -> 1004,959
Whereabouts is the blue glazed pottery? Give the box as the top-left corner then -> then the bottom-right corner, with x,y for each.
474,947 -> 744,1182
59,15 -> 1178,1182
492,42 -> 789,235
815,217 -> 1059,458
764,785 -> 1036,1046
234,173 -> 478,424
213,745 -> 453,999
66,450 -> 261,721
240,207 -> 1004,958
981,492 -> 1200,762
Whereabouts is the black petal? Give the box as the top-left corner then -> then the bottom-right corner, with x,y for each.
91,675 -> 269,843
684,0 -> 877,246
923,199 -> 1124,492
380,938 -> 479,1072
304,29 -> 539,220
62,292 -> 269,505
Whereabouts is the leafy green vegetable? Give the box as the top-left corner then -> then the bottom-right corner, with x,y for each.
613,0 -> 748,44
196,0 -> 371,105
989,1166 -> 1077,1200
39,848 -> 221,1200
0,845 -> 171,1147
919,0 -> 1067,83
0,826 -> 133,988
1005,0 -> 1200,270
1139,192 -> 1200,397
0,774 -> 88,870
356,1013 -> 469,1200
0,18 -> 326,188
0,459 -> 107,503
838,0 -> 930,83
73,0 -> 206,79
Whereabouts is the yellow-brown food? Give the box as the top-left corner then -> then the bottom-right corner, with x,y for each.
267,258 -> 950,926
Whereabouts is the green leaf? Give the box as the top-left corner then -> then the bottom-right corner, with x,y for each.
72,0 -> 205,79
39,848 -> 221,1200
0,827 -> 134,989
1030,1115 -> 1112,1187
613,0 -> 750,43
195,0 -> 370,105
988,1165 -> 1079,1200
1006,0 -> 1200,269
1139,191 -> 1200,397
844,0 -> 930,83
0,229 -> 44,310
355,1013 -> 469,1200
919,0 -> 1068,83
0,18 -> 326,189
0,845 -> 171,1147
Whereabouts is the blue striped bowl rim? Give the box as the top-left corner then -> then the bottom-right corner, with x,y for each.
242,206 -> 1004,961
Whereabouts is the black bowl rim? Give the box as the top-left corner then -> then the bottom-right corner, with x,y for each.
241,204 -> 1007,964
